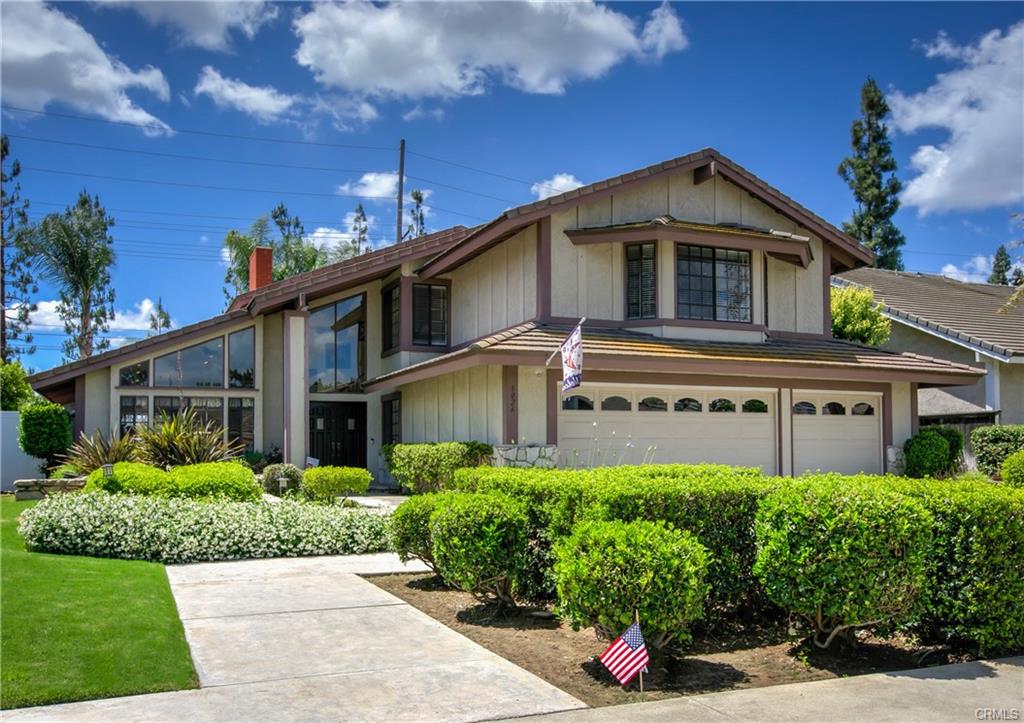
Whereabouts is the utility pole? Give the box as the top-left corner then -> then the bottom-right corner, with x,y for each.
395,138 -> 406,244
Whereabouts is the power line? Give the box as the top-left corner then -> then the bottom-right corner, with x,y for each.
2,105 -> 396,152
408,148 -> 564,195
28,200 -> 371,228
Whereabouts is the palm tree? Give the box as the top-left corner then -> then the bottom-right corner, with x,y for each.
148,297 -> 171,336
27,192 -> 116,360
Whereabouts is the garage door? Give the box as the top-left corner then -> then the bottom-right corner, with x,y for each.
558,385 -> 777,472
792,392 -> 882,475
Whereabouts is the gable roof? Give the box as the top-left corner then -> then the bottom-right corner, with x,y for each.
417,147 -> 874,278
836,267 -> 1024,359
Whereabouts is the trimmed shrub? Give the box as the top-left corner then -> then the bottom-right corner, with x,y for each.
301,466 -> 372,503
930,426 -> 964,474
391,493 -> 443,571
63,429 -> 138,474
135,408 -> 244,467
430,492 -> 528,607
18,401 -> 72,470
169,462 -> 262,502
904,429 -> 950,478
386,442 -> 493,493
85,462 -> 173,495
1001,450 -> 1024,488
18,493 -> 392,564
754,478 -> 933,648
554,520 -> 710,650
971,425 -> 1024,478
261,463 -> 303,495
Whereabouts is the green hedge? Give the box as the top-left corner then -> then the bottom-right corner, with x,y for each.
971,425 -> 1024,478
385,442 -> 493,493
85,462 -> 172,496
554,519 -> 709,649
301,466 -> 372,503
18,402 -> 72,469
1002,451 -> 1024,488
391,493 -> 444,571
86,461 -> 262,502
904,429 -> 950,478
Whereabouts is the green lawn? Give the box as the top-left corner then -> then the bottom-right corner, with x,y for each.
1,495 -> 198,709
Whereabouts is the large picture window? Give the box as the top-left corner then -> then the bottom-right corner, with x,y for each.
412,284 -> 448,347
228,398 -> 255,451
382,283 -> 400,353
119,361 -> 149,387
626,243 -> 657,320
309,294 -> 366,392
676,245 -> 751,323
119,395 -> 149,436
228,327 -> 255,389
153,396 -> 223,429
154,337 -> 224,388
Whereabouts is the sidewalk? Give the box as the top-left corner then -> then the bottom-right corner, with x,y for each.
504,656 -> 1024,723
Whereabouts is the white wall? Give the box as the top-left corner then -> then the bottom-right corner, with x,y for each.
1,412 -> 43,489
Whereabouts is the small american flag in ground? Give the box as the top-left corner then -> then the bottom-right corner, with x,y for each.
599,622 -> 649,685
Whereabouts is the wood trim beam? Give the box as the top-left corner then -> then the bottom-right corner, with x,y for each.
502,366 -> 518,445
546,368 -> 559,445
537,218 -> 552,322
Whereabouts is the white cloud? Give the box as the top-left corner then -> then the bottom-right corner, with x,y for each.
1,1 -> 170,134
308,95 -> 378,132
889,23 -> 1024,214
402,106 -> 445,122
940,255 -> 993,283
293,1 -> 687,99
531,173 -> 585,200
339,172 -> 400,199
194,66 -> 298,123
306,211 -> 379,254
107,1 -> 278,52
30,298 -> 174,333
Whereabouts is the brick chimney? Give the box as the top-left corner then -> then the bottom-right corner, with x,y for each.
248,247 -> 273,292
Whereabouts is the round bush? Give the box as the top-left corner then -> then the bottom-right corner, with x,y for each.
261,463 -> 303,495
754,479 -> 933,648
904,429 -> 950,478
170,462 -> 262,502
931,426 -> 964,474
85,462 -> 172,495
970,425 -> 1024,478
18,402 -> 72,470
430,492 -> 528,607
301,466 -> 372,503
554,519 -> 710,649
1001,450 -> 1024,488
391,493 -> 443,571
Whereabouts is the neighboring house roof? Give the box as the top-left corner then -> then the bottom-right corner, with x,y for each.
917,388 -> 996,420
418,147 -> 875,279
836,268 -> 1024,360
365,322 -> 983,391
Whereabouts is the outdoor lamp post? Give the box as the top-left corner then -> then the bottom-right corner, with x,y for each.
102,463 -> 114,478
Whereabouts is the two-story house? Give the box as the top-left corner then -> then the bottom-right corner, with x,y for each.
28,149 -> 983,481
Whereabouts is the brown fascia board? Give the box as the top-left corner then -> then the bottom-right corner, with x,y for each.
27,310 -> 252,389
419,148 -> 872,279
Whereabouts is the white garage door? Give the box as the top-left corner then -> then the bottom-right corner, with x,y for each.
558,385 -> 777,472
792,392 -> 882,475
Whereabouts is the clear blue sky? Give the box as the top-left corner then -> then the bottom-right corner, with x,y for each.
2,1 -> 1022,372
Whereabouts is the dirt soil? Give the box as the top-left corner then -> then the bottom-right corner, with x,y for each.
368,573 -> 971,708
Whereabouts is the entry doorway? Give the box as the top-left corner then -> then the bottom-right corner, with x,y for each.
309,401 -> 367,468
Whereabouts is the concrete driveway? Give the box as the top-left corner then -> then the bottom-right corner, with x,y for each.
5,554 -> 584,722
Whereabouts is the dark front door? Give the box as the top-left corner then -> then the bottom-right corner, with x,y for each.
309,401 -> 367,468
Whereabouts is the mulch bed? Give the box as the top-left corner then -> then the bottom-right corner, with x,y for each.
367,572 -> 973,707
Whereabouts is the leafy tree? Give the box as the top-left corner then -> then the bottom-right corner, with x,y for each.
1011,268 -> 1024,288
831,284 -> 891,346
1,134 -> 37,361
148,297 -> 171,335
406,189 -> 426,239
1001,213 -> 1023,311
27,192 -> 117,361
838,78 -> 906,270
0,359 -> 34,410
989,245 -> 1012,285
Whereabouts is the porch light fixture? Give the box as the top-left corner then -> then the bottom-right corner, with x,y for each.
102,463 -> 114,478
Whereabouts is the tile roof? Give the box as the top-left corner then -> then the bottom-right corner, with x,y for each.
367,322 -> 983,388
917,388 -> 995,419
837,268 -> 1024,358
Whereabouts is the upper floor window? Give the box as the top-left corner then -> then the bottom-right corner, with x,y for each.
626,243 -> 657,320
154,337 -> 224,388
228,328 -> 255,389
412,284 -> 448,347
309,294 -> 366,393
676,245 -> 751,323
119,360 -> 148,387
382,283 -> 400,353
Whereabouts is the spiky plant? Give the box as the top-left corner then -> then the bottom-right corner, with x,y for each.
62,429 -> 139,474
135,407 -> 245,468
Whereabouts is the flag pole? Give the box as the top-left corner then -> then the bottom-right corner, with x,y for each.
545,317 -> 586,366
636,609 -> 644,693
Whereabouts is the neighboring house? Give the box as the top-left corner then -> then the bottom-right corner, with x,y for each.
836,268 -> 1024,429
27,148 -> 982,482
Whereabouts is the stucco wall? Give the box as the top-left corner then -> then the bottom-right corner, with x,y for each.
891,381 -> 914,450
1001,361 -> 1024,424
83,368 -> 111,437
399,364 -> 504,444
883,323 -> 986,409
448,225 -> 537,345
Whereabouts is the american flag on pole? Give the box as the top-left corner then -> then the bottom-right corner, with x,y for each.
599,622 -> 649,686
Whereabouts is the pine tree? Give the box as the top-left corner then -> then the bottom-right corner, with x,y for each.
989,245 -> 1012,285
1010,267 -> 1024,287
406,189 -> 426,239
1,135 -> 37,361
148,297 -> 171,335
351,204 -> 368,255
838,78 -> 906,270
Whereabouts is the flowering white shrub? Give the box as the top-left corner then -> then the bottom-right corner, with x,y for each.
18,493 -> 392,564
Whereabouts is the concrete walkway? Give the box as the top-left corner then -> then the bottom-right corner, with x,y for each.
507,656 -> 1024,723
5,554 -> 584,723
